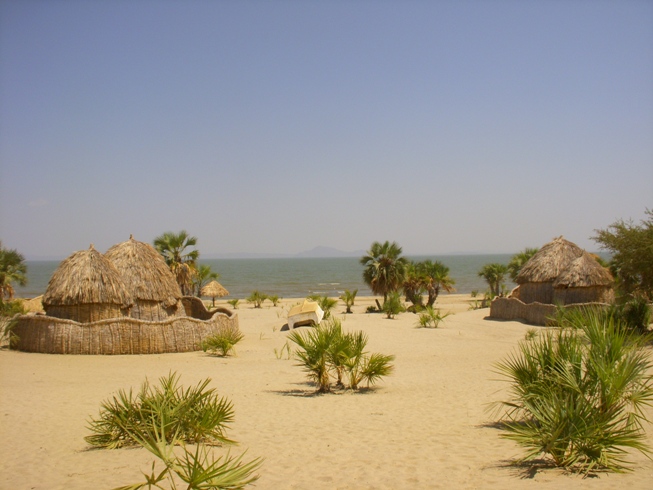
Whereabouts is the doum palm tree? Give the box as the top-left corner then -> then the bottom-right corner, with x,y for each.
0,242 -> 27,301
153,231 -> 200,296
419,260 -> 456,307
360,241 -> 408,307
478,263 -> 509,297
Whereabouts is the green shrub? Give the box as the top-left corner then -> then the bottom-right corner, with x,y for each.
227,299 -> 239,309
382,292 -> 405,319
494,308 -> 653,473
268,294 -> 281,306
247,291 -> 267,308
86,372 -> 235,449
415,306 -> 450,328
339,289 -> 358,314
202,325 -> 245,357
288,318 -> 395,392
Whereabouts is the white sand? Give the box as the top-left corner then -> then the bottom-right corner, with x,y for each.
1,294 -> 652,489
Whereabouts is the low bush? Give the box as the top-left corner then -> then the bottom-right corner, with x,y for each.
202,325 -> 245,357
494,308 -> 653,473
288,318 -> 395,393
246,291 -> 267,308
86,372 -> 234,449
415,306 -> 450,328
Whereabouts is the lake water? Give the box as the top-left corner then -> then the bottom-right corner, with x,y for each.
15,254 -> 517,299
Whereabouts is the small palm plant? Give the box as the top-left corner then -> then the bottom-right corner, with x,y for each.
202,325 -> 245,357
287,320 -> 340,393
339,289 -> 358,314
494,308 -> 653,473
268,294 -> 281,307
109,389 -> 261,490
227,299 -> 239,309
86,372 -> 235,449
382,291 -> 405,319
288,318 -> 395,392
247,291 -> 267,308
415,306 -> 450,328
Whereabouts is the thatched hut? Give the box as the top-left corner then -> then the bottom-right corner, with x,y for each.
514,236 -> 584,304
553,252 -> 614,304
42,245 -> 133,323
105,236 -> 183,321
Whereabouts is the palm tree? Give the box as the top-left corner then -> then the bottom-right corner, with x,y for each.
339,289 -> 358,314
403,262 -> 425,310
193,264 -> 220,297
507,247 -> 539,282
419,260 -> 456,307
153,231 -> 199,295
0,242 -> 27,301
360,241 -> 408,308
478,263 -> 509,297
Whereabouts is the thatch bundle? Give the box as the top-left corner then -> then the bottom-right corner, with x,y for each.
201,280 -> 229,307
42,245 -> 133,323
105,236 -> 183,321
553,252 -> 614,304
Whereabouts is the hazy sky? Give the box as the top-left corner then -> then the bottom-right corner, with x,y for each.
1,1 -> 652,259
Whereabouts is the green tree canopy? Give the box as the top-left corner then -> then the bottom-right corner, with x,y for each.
153,231 -> 199,295
193,264 -> 220,297
507,247 -> 539,282
592,209 -> 653,299
0,242 -> 27,301
360,241 -> 408,306
478,263 -> 509,297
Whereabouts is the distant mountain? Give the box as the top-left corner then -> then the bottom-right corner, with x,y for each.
294,246 -> 364,258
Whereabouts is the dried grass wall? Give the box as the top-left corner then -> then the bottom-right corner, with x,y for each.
516,282 -> 554,305
130,300 -> 184,322
489,297 -> 611,326
552,286 -> 615,305
44,304 -> 129,323
12,310 -> 239,355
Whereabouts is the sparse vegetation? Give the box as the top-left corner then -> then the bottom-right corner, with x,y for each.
382,291 -> 405,319
227,298 -> 240,309
247,291 -> 268,308
268,294 -> 281,306
86,372 -> 235,449
288,318 -> 395,393
415,306 -> 450,328
202,325 -> 245,357
494,308 -> 653,473
91,373 -> 262,489
339,289 -> 358,313
478,263 -> 509,298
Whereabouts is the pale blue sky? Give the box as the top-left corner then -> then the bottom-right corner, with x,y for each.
1,0 -> 652,259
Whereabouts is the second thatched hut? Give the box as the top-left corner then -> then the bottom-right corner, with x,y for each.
105,236 -> 184,321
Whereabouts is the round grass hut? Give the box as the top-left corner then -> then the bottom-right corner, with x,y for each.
42,245 -> 133,323
105,236 -> 183,321
514,236 -> 584,304
553,252 -> 614,305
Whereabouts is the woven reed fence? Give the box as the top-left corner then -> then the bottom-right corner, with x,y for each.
489,297 -> 611,326
12,309 -> 238,355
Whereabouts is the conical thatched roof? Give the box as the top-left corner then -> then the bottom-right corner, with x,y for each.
105,235 -> 181,307
43,244 -> 133,307
515,236 -> 584,284
201,280 -> 229,298
553,252 -> 613,288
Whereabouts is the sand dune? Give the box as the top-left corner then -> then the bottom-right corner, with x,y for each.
1,294 -> 652,489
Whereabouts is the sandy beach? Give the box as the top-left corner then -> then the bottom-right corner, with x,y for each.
1,294 -> 652,489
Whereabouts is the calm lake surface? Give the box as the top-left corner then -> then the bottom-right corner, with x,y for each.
16,254 -> 518,299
